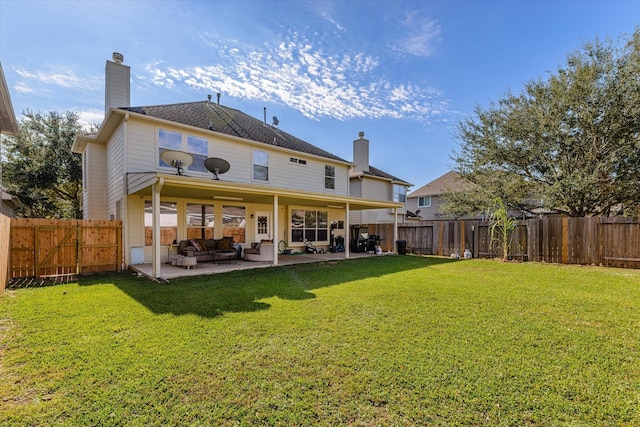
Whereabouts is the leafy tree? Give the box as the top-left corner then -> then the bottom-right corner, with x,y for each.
450,29 -> 640,217
1,110 -> 91,218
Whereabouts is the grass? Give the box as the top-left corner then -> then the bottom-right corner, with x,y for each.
1,256 -> 639,426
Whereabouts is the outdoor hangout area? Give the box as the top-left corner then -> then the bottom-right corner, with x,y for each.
132,250 -> 376,280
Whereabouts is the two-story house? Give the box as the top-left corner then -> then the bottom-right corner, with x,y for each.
1,62 -> 21,217
72,54 -> 407,279
407,171 -> 478,220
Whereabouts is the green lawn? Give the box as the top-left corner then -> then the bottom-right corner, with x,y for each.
1,256 -> 639,426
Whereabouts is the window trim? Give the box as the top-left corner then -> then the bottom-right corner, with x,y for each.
418,196 -> 432,208
252,149 -> 269,182
157,128 -> 209,173
393,184 -> 407,203
143,200 -> 178,246
290,208 -> 329,243
324,164 -> 335,190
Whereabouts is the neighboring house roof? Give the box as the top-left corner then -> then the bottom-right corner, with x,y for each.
122,101 -> 348,163
0,62 -> 18,135
1,185 -> 23,210
408,171 -> 475,197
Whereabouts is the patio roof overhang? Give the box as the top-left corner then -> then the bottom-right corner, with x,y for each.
127,172 -> 403,211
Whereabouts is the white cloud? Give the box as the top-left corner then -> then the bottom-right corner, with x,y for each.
13,82 -> 35,94
392,11 -> 441,57
77,108 -> 104,128
13,66 -> 100,90
321,12 -> 345,31
144,32 -> 448,123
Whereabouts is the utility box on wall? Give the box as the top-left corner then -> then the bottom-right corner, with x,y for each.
130,247 -> 144,265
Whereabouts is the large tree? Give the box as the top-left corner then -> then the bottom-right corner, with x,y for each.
1,110 -> 89,218
449,29 -> 640,217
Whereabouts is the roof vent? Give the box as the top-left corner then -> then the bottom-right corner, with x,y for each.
207,94 -> 212,103
112,52 -> 124,64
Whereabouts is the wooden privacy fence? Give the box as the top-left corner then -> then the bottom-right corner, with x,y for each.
8,218 -> 122,280
1,214 -> 10,292
365,216 -> 640,268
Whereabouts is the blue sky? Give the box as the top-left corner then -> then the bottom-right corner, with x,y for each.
1,0 -> 638,188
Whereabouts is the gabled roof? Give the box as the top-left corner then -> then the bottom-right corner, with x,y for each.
408,170 -> 475,197
362,165 -> 411,186
122,101 -> 348,163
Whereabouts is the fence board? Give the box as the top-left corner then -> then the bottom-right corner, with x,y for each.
9,219 -> 122,279
362,217 -> 640,269
0,214 -> 10,292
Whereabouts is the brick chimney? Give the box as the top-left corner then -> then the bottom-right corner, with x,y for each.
105,52 -> 130,115
353,131 -> 369,172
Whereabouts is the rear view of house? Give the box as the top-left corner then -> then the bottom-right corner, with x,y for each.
72,53 -> 409,278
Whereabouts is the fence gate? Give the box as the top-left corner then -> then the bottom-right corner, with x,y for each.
10,219 -> 122,279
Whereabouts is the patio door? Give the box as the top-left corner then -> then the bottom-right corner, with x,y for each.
255,211 -> 272,242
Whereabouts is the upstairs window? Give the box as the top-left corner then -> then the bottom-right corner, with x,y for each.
418,196 -> 432,208
393,184 -> 407,203
158,129 -> 208,173
186,136 -> 208,172
253,149 -> 269,181
325,165 -> 335,190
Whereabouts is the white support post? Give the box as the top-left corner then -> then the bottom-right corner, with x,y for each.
394,207 -> 399,254
345,203 -> 350,259
273,195 -> 279,266
151,178 -> 164,278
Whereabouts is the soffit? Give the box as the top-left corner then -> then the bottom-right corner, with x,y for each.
128,172 -> 402,211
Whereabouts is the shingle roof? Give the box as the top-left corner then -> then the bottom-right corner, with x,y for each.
123,101 -> 348,163
408,170 -> 476,197
364,165 -> 411,186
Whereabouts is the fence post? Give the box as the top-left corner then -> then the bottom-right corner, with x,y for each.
562,217 -> 569,264
76,220 -> 82,275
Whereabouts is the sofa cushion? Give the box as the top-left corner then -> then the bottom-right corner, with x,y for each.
217,239 -> 232,251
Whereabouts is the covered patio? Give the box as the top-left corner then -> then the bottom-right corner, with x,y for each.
130,251 -> 383,281
128,172 -> 403,280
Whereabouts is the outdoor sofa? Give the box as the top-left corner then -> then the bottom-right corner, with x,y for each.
178,237 -> 241,262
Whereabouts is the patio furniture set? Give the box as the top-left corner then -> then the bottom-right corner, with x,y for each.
170,238 -> 273,269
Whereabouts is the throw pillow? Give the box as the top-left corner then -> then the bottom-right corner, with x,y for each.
190,240 -> 202,251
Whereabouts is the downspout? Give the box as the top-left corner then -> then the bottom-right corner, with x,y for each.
152,177 -> 164,278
